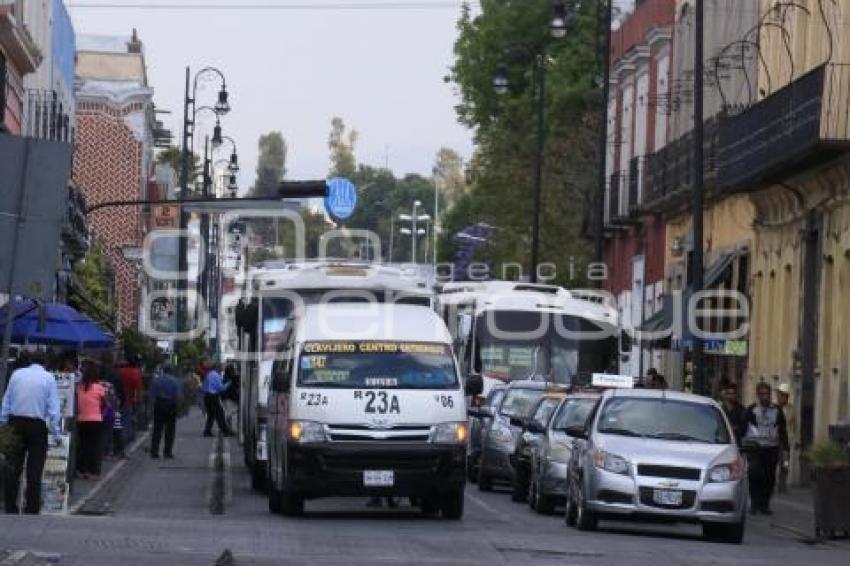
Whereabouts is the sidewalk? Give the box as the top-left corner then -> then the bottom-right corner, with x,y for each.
761,486 -> 850,546
72,407 -> 228,519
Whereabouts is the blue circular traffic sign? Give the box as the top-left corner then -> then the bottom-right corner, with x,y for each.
324,177 -> 358,221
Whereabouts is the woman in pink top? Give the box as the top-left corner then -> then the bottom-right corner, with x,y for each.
76,363 -> 106,479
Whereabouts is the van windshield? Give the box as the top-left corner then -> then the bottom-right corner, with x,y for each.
298,341 -> 458,389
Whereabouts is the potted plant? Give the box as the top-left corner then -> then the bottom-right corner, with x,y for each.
808,441 -> 850,539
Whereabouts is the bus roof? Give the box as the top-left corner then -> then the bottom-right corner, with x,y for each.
297,303 -> 452,344
437,281 -> 617,328
245,261 -> 432,296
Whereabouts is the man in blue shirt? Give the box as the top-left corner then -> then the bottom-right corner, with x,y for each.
0,351 -> 61,514
201,361 -> 231,437
150,365 -> 183,459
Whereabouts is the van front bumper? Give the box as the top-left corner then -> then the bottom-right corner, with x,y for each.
285,442 -> 466,498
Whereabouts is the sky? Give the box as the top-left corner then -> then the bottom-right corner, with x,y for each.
65,0 -> 634,190
65,0 -> 478,189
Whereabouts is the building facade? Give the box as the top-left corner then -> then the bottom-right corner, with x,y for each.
73,31 -> 156,329
0,0 -> 41,134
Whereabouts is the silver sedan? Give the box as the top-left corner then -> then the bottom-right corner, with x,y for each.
566,388 -> 748,544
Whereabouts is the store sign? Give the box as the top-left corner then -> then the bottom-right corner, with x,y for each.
153,205 -> 179,229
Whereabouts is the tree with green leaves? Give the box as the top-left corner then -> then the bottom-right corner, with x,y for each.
69,242 -> 116,330
448,0 -> 602,285
329,117 -> 358,179
252,132 -> 288,197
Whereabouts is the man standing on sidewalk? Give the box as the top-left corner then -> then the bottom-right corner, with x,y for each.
745,382 -> 789,515
0,352 -> 61,514
201,362 -> 231,437
775,383 -> 797,494
150,364 -> 182,459
720,381 -> 748,444
119,356 -> 143,443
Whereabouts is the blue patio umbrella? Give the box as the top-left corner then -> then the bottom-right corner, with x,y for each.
0,299 -> 114,350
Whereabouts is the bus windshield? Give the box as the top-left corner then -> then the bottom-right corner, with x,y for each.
298,341 -> 458,389
475,310 -> 616,386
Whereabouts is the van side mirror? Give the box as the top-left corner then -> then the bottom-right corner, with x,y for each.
465,373 -> 483,397
271,364 -> 291,393
509,416 -> 526,428
527,420 -> 546,434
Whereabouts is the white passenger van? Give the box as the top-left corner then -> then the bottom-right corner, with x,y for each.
235,260 -> 433,490
265,302 -> 468,518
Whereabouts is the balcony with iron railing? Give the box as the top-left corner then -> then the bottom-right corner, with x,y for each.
62,187 -> 89,257
23,89 -> 74,142
643,118 -> 719,210
718,63 -> 850,188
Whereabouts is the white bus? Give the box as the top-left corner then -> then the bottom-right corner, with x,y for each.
436,281 -> 619,396
234,260 -> 434,490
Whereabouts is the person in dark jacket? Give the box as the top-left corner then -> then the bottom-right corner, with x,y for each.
744,382 -> 789,515
150,365 -> 183,459
720,381 -> 748,444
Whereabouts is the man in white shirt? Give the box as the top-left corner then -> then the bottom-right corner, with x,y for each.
0,351 -> 61,514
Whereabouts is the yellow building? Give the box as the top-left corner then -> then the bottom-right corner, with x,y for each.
720,1 -> 850,456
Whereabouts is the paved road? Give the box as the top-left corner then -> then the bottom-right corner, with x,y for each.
1,411 -> 848,565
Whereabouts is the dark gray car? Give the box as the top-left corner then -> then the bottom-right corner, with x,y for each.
467,385 -> 506,482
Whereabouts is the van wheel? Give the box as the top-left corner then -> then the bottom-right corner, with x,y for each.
477,468 -> 493,492
441,490 -> 464,520
281,490 -> 304,517
467,459 -> 479,483
703,520 -> 745,544
421,497 -> 441,517
268,484 -> 283,514
252,461 -> 267,492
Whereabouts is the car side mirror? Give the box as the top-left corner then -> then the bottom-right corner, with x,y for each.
509,417 -> 526,428
564,425 -> 588,439
527,421 -> 546,434
465,373 -> 483,397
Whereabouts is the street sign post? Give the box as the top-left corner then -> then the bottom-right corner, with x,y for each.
324,178 -> 357,222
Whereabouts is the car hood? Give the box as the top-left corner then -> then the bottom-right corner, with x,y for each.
596,434 -> 738,469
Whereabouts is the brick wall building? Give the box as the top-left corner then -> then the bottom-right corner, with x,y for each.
73,32 -> 155,329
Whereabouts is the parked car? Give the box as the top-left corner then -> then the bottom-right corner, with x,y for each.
467,385 -> 506,482
473,380 -> 566,491
527,391 -> 600,514
510,393 -> 566,502
565,388 -> 748,543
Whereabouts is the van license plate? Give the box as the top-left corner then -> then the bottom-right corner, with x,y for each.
653,489 -> 683,506
364,470 -> 394,487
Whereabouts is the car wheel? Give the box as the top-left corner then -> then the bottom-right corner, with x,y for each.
534,487 -> 556,515
575,486 -> 597,531
564,492 -> 577,526
467,457 -> 479,484
511,463 -> 528,503
703,520 -> 745,544
441,490 -> 464,520
528,470 -> 538,511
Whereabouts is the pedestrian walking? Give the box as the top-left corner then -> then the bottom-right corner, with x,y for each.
0,351 -> 61,514
775,383 -> 796,494
719,381 -> 748,444
744,382 -> 789,515
76,362 -> 107,480
201,361 -> 232,437
118,355 -> 143,443
150,365 -> 182,459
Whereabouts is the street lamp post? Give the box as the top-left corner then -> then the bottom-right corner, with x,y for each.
493,1 -> 572,284
179,66 -> 230,331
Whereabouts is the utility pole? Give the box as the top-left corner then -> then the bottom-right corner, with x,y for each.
178,67 -> 191,332
595,0 -> 613,279
530,54 -> 546,285
691,0 -> 706,395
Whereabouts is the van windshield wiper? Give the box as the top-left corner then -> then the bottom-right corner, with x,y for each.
597,427 -> 645,438
647,432 -> 712,443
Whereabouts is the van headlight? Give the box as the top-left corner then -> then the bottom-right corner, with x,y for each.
593,449 -> 631,476
709,458 -> 745,482
288,420 -> 326,444
431,422 -> 468,445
